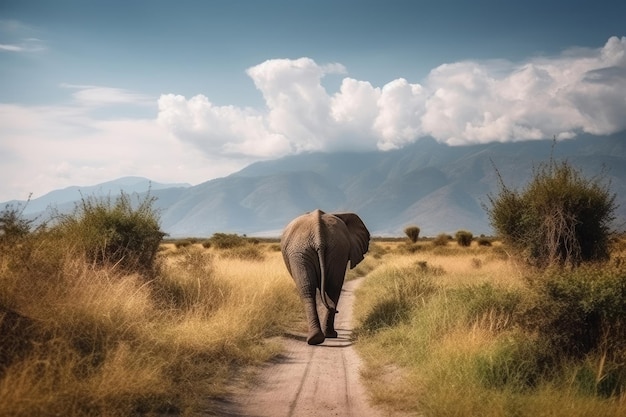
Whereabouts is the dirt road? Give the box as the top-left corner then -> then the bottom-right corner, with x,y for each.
227,277 -> 386,417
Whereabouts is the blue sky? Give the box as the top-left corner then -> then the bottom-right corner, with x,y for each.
1,0 -> 625,201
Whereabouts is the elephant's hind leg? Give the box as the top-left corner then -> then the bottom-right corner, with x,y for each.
302,296 -> 325,345
304,300 -> 325,344
323,309 -> 338,338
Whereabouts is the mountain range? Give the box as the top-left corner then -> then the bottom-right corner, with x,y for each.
6,134 -> 626,237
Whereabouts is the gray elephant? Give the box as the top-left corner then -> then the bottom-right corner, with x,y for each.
281,209 -> 370,345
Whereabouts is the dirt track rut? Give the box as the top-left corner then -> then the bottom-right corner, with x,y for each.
230,277 -> 385,417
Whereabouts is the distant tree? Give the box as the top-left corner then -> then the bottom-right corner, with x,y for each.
455,230 -> 473,247
404,226 -> 421,243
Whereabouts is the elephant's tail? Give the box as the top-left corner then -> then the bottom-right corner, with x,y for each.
317,247 -> 337,314
316,210 -> 337,314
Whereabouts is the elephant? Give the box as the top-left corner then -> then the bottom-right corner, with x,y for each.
280,209 -> 370,345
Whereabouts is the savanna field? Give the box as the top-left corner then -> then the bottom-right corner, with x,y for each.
1,170 -> 626,416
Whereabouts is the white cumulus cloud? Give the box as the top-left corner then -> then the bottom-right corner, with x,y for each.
374,78 -> 426,150
422,36 -> 626,144
157,94 -> 291,158
158,36 -> 626,159
246,57 -> 339,152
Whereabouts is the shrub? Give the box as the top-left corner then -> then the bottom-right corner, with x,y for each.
477,237 -> 492,246
432,233 -> 450,246
404,226 -> 421,243
487,158 -> 616,268
0,199 -> 37,245
522,265 -> 626,360
208,233 -> 247,249
54,192 -> 164,273
175,239 -> 193,249
220,244 -> 265,261
455,230 -> 473,247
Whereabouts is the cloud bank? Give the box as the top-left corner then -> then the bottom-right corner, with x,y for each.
158,37 -> 626,158
2,37 -> 626,201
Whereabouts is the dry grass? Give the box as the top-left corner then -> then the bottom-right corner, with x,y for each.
5,233 -> 625,416
0,242 -> 301,416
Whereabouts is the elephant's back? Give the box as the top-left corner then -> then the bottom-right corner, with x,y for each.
281,210 -> 321,241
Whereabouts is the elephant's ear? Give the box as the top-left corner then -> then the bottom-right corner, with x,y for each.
333,212 -> 371,269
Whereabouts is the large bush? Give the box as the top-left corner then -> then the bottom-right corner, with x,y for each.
55,192 -> 164,273
522,265 -> 626,360
488,159 -> 616,267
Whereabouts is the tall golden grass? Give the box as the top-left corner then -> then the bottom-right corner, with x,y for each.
0,240 -> 301,417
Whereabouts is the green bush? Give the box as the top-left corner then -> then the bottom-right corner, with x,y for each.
488,158 -> 616,267
208,233 -> 247,249
464,266 -> 626,396
404,226 -> 421,243
55,192 -> 164,273
522,265 -> 626,360
455,230 -> 473,247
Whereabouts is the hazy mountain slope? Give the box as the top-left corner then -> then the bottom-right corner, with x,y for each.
154,172 -> 346,236
188,133 -> 626,236
15,176 -> 190,215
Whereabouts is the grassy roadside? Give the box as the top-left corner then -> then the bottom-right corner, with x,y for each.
4,201 -> 624,417
353,240 -> 626,417
0,239 -> 302,417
